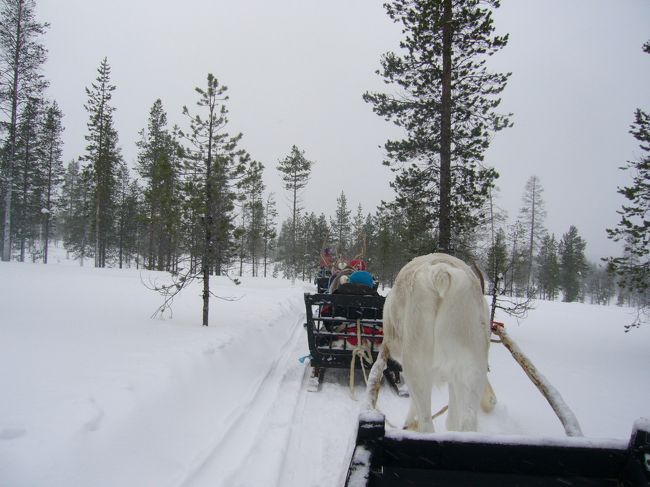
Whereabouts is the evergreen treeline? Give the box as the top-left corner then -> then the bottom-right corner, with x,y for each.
0,0 -> 642,320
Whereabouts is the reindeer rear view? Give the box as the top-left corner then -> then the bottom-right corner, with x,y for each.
378,253 -> 494,433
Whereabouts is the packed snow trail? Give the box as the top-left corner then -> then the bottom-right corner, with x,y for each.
180,313 -> 368,487
2,260 -> 650,487
179,314 -> 307,487
277,368 -> 369,487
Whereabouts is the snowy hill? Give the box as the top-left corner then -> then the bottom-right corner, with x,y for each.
1,259 -> 648,486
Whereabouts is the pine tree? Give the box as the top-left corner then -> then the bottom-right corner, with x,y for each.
238,159 -> 265,276
12,95 -> 43,261
371,202 -> 406,287
176,73 -> 247,326
351,204 -> 366,259
275,217 -> 293,278
606,67 -> 650,298
83,57 -> 123,267
60,159 -> 92,264
115,166 -> 141,268
559,225 -> 588,302
261,192 -> 277,278
276,145 -> 313,278
136,99 -> 181,271
519,175 -> 547,296
480,185 -> 508,277
40,100 -> 64,263
391,164 -> 436,259
362,213 -> 376,268
0,0 -> 48,261
330,190 -> 351,257
505,220 -> 528,296
537,234 -> 560,300
364,0 -> 510,252
486,228 -> 508,290
304,211 -> 330,278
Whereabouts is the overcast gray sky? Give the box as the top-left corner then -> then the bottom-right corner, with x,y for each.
36,0 -> 649,261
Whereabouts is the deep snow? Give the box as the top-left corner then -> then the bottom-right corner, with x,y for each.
1,255 -> 649,486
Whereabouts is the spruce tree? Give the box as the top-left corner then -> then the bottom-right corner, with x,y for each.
275,217 -> 293,278
537,234 -> 560,300
330,190 -> 351,257
391,164 -> 436,259
12,95 -> 42,261
60,160 -> 92,264
351,204 -> 366,259
559,225 -> 588,302
505,220 -> 528,296
115,166 -> 141,269
0,0 -> 48,261
136,99 -> 181,270
261,192 -> 277,277
40,100 -> 64,263
276,145 -> 313,278
364,0 -> 510,252
304,211 -> 330,278
83,57 -> 123,267
486,228 -> 508,290
371,202 -> 407,287
238,159 -> 265,276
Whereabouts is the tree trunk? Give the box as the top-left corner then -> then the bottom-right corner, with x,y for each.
202,101 -> 216,327
291,179 -> 297,279
438,0 -> 453,253
527,179 -> 536,297
263,240 -> 268,277
44,152 -> 53,264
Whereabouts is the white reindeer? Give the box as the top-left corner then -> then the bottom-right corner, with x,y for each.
372,253 -> 495,433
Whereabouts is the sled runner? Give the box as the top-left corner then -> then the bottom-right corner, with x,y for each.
346,412 -> 650,486
303,292 -> 403,393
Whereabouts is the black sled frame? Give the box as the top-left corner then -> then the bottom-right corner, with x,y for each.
346,412 -> 650,486
304,292 -> 401,389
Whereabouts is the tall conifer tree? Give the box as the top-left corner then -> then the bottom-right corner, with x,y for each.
261,193 -> 277,278
238,159 -> 265,276
519,175 -> 547,296
0,0 -> 48,261
178,73 -> 246,326
276,145 -> 313,277
83,57 -> 123,267
13,95 -> 42,261
364,0 -> 510,252
330,190 -> 351,257
606,43 -> 650,307
559,225 -> 588,302
136,99 -> 181,270
537,234 -> 560,300
40,100 -> 64,263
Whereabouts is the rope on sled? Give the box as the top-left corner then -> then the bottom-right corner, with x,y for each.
349,319 -> 373,400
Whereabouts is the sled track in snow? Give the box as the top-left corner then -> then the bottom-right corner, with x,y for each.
176,314 -> 308,487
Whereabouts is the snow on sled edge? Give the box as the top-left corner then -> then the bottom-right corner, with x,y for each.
345,414 -> 650,487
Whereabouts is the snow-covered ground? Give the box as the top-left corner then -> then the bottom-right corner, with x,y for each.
1,255 -> 649,487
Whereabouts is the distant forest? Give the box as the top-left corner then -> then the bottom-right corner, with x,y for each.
0,0 -> 647,315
